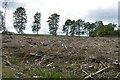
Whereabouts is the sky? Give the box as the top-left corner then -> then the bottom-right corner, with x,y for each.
0,0 -> 119,34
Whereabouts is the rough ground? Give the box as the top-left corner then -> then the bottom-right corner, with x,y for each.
2,34 -> 120,79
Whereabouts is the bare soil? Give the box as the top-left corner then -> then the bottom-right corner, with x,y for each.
2,34 -> 119,78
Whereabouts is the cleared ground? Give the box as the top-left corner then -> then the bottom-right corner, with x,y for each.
2,34 -> 119,79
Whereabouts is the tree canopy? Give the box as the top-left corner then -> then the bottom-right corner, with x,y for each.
63,19 -> 72,36
1,6 -> 118,37
47,13 -> 60,35
31,12 -> 41,34
13,7 -> 27,34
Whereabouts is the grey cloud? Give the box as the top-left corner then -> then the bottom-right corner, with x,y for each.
86,7 -> 118,23
0,1 -> 26,10
118,1 -> 120,24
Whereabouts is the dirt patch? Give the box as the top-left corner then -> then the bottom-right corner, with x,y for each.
2,34 -> 119,78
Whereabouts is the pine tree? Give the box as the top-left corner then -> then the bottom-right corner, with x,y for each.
0,10 -> 4,31
13,7 -> 27,34
32,12 -> 41,34
47,13 -> 60,35
63,19 -> 72,36
70,20 -> 76,36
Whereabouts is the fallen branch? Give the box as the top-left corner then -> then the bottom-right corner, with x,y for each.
22,53 -> 32,63
3,54 -> 18,68
61,44 -> 67,49
84,66 -> 110,79
114,72 -> 120,78
82,70 -> 95,80
46,62 -> 53,67
22,53 -> 41,63
99,60 -> 106,67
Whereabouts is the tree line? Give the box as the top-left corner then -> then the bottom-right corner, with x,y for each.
0,7 -> 119,37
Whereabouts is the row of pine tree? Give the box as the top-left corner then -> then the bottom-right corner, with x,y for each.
0,7 -> 119,37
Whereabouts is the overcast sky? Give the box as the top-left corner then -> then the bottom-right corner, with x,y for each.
0,0 -> 119,34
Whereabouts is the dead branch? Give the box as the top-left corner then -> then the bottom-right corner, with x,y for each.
3,54 -> 18,68
46,62 -> 53,67
22,53 -> 41,63
114,72 -> 120,78
82,70 -> 96,80
99,60 -> 106,67
22,53 -> 29,63
61,44 -> 67,49
84,66 -> 110,79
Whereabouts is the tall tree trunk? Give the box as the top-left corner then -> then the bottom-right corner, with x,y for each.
66,29 -> 68,36
3,2 -> 8,32
37,31 -> 38,35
